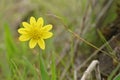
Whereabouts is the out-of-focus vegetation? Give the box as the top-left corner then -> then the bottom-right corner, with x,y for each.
0,0 -> 120,80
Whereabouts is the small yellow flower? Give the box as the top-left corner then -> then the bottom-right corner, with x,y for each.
18,16 -> 53,50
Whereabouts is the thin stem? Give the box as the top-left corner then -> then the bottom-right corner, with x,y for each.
51,15 -> 117,61
81,60 -> 101,80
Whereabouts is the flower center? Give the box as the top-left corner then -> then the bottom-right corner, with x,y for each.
30,27 -> 41,40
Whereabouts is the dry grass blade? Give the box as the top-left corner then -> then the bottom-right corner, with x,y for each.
76,33 -> 120,71
95,0 -> 114,28
81,60 -> 101,80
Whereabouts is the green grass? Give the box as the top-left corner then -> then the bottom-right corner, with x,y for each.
0,0 -> 120,80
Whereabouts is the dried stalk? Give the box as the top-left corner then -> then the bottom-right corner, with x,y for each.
81,60 -> 101,80
76,33 -> 120,71
95,0 -> 114,28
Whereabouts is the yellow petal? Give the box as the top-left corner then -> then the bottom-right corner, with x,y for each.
38,39 -> 45,50
22,22 -> 30,28
42,32 -> 53,39
37,17 -> 44,28
19,35 -> 30,41
30,16 -> 36,25
18,28 -> 28,34
42,24 -> 52,31
29,39 -> 37,48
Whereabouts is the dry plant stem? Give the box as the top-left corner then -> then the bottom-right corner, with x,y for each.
95,0 -> 114,28
76,34 -> 120,71
74,69 -> 77,80
67,28 -> 116,60
48,14 -> 117,61
76,43 -> 105,71
81,60 -> 101,80
60,61 -> 71,80
81,2 -> 92,36
74,1 -> 92,54
95,62 -> 101,80
56,43 -> 70,65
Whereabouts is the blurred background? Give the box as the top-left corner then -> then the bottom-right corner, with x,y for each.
0,0 -> 120,80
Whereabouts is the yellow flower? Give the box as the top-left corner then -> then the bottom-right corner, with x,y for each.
18,16 -> 53,50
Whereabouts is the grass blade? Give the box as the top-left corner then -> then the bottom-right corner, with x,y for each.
23,57 -> 39,80
51,52 -> 56,80
39,53 -> 50,80
4,23 -> 17,58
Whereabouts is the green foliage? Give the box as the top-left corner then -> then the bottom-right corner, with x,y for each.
113,72 -> 120,80
109,64 -> 120,80
39,53 -> 50,80
1,0 -> 120,80
22,57 -> 39,80
4,23 -> 18,59
51,52 -> 56,80
97,29 -> 113,52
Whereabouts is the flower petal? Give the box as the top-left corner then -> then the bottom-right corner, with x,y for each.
22,22 -> 30,28
18,28 -> 28,34
37,17 -> 44,28
30,16 -> 36,25
42,24 -> 52,31
42,32 -> 53,39
38,39 -> 45,50
19,35 -> 30,41
29,39 -> 37,48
